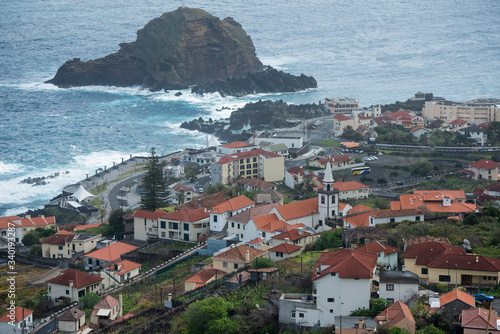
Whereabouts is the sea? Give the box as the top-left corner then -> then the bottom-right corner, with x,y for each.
1,0 -> 499,216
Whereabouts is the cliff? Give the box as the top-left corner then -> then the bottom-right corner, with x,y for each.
46,7 -> 316,95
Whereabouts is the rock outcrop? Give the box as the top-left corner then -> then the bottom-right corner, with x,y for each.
46,7 -> 317,96
47,7 -> 263,90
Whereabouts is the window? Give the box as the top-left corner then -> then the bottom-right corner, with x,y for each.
161,221 -> 166,229
421,268 -> 428,275
327,298 -> 335,302
223,262 -> 228,268
231,222 -> 234,228
246,164 -> 251,169
389,218 -> 395,223
246,158 -> 250,163
291,311 -> 296,319
330,309 -> 334,313
58,246 -> 63,250
439,275 -> 451,282
331,196 -> 335,204
234,263 -> 239,269
253,157 -> 257,162
161,232 -> 166,238
299,313 -> 304,318
237,224 -> 240,229
330,273 -> 336,276
321,195 -> 325,204
253,169 -> 258,174
386,284 -> 394,291
172,222 -> 179,230
416,216 -> 421,221
66,290 -> 69,295
387,298 -> 394,304
213,215 -> 218,223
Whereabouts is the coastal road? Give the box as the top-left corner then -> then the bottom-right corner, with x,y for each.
108,175 -> 142,210
32,318 -> 56,334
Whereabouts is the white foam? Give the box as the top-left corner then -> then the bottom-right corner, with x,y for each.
0,161 -> 25,176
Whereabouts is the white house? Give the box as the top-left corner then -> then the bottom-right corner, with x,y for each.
216,141 -> 258,155
84,242 -> 138,271
46,269 -> 103,303
132,209 -> 167,241
100,259 -> 142,289
378,270 -> 419,307
0,306 -> 33,334
244,213 -> 291,241
57,307 -> 86,333
368,209 -> 424,227
91,294 -> 122,327
458,125 -> 488,146
158,208 -> 210,242
210,195 -> 255,232
226,203 -> 279,241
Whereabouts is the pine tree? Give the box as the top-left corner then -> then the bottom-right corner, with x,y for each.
140,148 -> 169,211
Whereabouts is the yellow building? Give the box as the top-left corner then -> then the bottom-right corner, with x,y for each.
41,230 -> 101,259
423,100 -> 500,123
211,244 -> 266,273
211,149 -> 284,185
403,241 -> 500,287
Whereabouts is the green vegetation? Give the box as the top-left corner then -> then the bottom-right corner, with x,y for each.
108,208 -> 133,233
21,227 -> 56,244
313,139 -> 341,147
140,147 -> 170,211
375,126 -> 476,147
91,182 -> 108,195
417,174 -> 490,192
183,297 -> 238,334
314,229 -> 343,251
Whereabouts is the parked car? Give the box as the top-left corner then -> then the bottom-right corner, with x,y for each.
474,293 -> 494,302
372,156 -> 378,160
363,157 -> 371,161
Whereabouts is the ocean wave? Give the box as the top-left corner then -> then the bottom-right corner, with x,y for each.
0,161 -> 25,176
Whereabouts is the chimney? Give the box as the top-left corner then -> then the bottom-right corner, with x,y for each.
26,215 -> 31,219
41,215 -> 45,218
298,227 -> 303,235
119,292 -> 123,318
476,256 -> 479,263
69,280 -> 74,301
168,293 -> 172,302
245,249 -> 250,262
284,238 -> 290,244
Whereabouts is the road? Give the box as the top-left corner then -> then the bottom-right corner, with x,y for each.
34,319 -> 57,334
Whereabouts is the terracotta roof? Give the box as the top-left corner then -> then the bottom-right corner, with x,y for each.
0,216 -> 21,230
57,307 -> 85,322
212,244 -> 266,263
333,181 -> 369,192
215,149 -> 281,165
185,268 -> 227,284
132,209 -> 167,220
256,188 -> 284,202
348,204 -> 373,215
274,198 -> 318,221
414,189 -> 466,201
450,119 -> 468,125
459,169 -> 475,175
247,238 -> 263,245
225,270 -> 251,284
403,236 -> 451,248
220,141 -> 251,149
344,212 -> 371,227
19,215 -> 56,227
162,208 -> 209,222
469,159 -> 500,170
41,230 -> 75,245
235,178 -> 276,189
272,229 -> 311,241
355,241 -> 400,255
333,114 -> 353,121
395,191 -> 477,213
85,242 -> 138,262
171,183 -> 194,193
106,259 -> 142,275
428,253 -> 500,272
211,195 -> 254,214
91,295 -> 119,317
312,248 -> 378,280
375,301 -> 415,327
440,289 -> 475,308
74,222 -> 108,231
402,241 -> 463,266
46,268 -> 103,288
486,182 -> 500,192
252,214 -> 290,232
268,243 -> 302,254
0,306 -> 33,322
228,203 -> 279,224
183,190 -> 231,210
369,208 -> 420,219
461,308 -> 497,330
287,166 -> 317,178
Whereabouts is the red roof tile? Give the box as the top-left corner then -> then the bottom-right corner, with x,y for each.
461,308 -> 497,329
0,306 -> 33,323
450,119 -> 468,125
162,208 -> 209,222
355,241 -> 400,255
41,230 -> 75,245
19,215 -> 56,227
271,229 -> 311,241
91,295 -> 119,317
211,195 -> 254,214
333,181 -> 369,192
402,241 -> 463,266
469,159 -> 500,170
220,141 -> 251,149
185,268 -> 227,284
215,149 -> 281,165
252,214 -> 289,232
85,242 -> 138,262
428,253 -> 500,272
312,248 -> 378,280
46,268 -> 103,288
212,244 -> 266,263
0,216 -> 21,230
348,204 -> 373,215
275,198 -> 318,221
375,301 -> 415,327
344,212 -> 371,227
107,259 -> 142,275
268,243 -> 302,254
133,209 -> 167,220
333,114 -> 353,121
228,203 -> 279,224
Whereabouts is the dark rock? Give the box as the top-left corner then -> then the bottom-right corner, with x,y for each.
191,66 -> 317,97
46,7 -> 263,90
175,92 -> 182,96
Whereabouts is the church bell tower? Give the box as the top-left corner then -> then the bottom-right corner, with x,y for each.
317,161 -> 339,224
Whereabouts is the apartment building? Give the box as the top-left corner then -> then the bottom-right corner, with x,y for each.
423,100 -> 500,123
325,97 -> 360,113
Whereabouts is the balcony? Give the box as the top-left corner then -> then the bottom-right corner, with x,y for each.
147,228 -> 158,236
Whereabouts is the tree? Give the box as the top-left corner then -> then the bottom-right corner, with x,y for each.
370,298 -> 392,316
314,229 -> 343,251
30,244 -> 42,256
250,257 -> 276,269
206,317 -> 241,334
463,213 -> 480,226
183,297 -> 233,334
140,148 -> 169,211
417,325 -> 445,334
22,230 -> 38,244
377,177 -> 388,185
108,208 -> 126,233
81,292 -> 101,310
176,191 -> 185,204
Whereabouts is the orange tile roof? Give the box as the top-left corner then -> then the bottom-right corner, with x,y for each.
428,253 -> 500,272
228,203 -> 279,224
341,142 -> 360,148
0,306 -> 33,322
414,189 -> 466,201
221,141 -> 252,149
333,181 -> 369,192
355,241 -> 400,255
334,114 -> 353,121
0,216 -> 21,230
395,191 -> 477,213
91,295 -> 119,317
252,214 -> 290,232
348,204 -> 373,215
275,198 -> 318,221
162,208 -> 209,222
19,215 -> 56,227
85,242 -> 138,262
268,243 -> 302,254
369,208 -> 420,219
215,149 -> 281,165
312,248 -> 378,280
172,183 -> 194,193
272,229 -> 311,241
132,209 -> 167,220
41,230 -> 75,245
247,238 -> 263,245
469,159 -> 500,170
450,119 -> 468,125
46,268 -> 103,288
212,244 -> 266,263
375,301 -> 415,327
211,195 -> 254,214
185,268 -> 227,284
344,212 -> 371,227
74,221 -> 108,231
183,190 -> 231,210
108,259 -> 142,275
440,289 -> 475,308
402,241 -> 463,266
